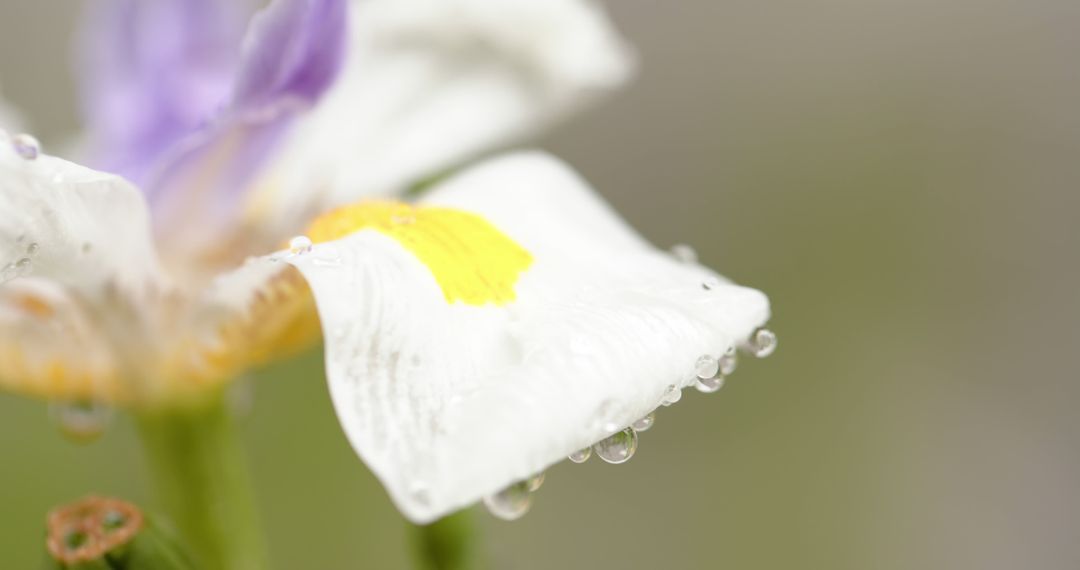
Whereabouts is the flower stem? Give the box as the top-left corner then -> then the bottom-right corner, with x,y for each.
135,393 -> 267,570
408,510 -> 486,570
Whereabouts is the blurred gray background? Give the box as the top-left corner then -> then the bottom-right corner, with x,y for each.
2,1 -> 1079,568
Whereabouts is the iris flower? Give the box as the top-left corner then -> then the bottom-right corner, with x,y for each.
1,0 -> 774,566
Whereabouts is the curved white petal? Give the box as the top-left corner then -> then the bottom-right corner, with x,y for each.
245,0 -> 634,244
0,278 -> 120,400
286,152 -> 770,523
0,134 -> 162,297
0,136 -> 166,400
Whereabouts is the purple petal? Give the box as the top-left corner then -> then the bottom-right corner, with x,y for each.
232,0 -> 348,109
143,0 -> 347,254
76,0 -> 248,186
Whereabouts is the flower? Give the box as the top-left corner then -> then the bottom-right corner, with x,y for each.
0,0 -> 774,527
283,151 -> 772,523
0,0 -> 632,406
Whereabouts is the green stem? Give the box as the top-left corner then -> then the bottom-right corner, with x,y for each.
135,394 -> 268,570
408,510 -> 485,570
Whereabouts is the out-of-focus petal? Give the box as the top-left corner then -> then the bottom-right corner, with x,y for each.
284,152 -> 770,523
243,0 -> 635,246
0,133 -> 164,401
0,133 -> 162,297
76,0 -> 249,184
144,0 -> 346,272
0,278 -> 121,401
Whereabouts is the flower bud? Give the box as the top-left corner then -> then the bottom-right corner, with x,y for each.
45,496 -> 195,569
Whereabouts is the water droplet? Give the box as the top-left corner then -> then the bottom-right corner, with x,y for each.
25,242 -> 39,256
11,133 -> 40,160
750,328 -> 778,358
409,481 -> 432,507
483,481 -> 532,521
695,354 -> 719,379
525,472 -> 545,492
50,401 -> 112,443
701,277 -> 721,291
288,235 -> 312,255
661,384 -> 682,406
631,412 -> 655,432
568,447 -> 592,463
695,375 -> 726,393
719,347 -> 738,375
670,243 -> 698,264
593,427 -> 638,464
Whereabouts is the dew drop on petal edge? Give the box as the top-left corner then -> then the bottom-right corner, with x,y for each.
750,328 -> 778,358
568,447 -> 592,463
525,472 -> 545,492
695,375 -> 725,393
695,354 -> 719,380
594,428 -> 639,464
719,347 -> 738,375
670,243 -> 698,264
11,133 -> 40,160
661,384 -> 682,406
289,235 -> 313,255
50,401 -> 112,444
484,482 -> 533,521
631,412 -> 655,432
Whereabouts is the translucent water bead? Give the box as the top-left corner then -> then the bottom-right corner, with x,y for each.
568,447 -> 593,463
525,472 -> 545,492
594,428 -> 638,464
695,375 -> 725,393
750,328 -> 778,358
695,355 -> 719,379
11,133 -> 40,160
670,244 -> 698,264
484,481 -> 532,521
631,412 -> 655,432
288,235 -> 313,254
661,384 -> 682,406
719,347 -> 738,375
50,401 -> 112,443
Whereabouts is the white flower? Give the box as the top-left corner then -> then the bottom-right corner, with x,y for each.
0,0 -> 773,525
283,152 -> 771,522
0,0 -> 632,405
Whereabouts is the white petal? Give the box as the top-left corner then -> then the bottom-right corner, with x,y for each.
245,0 -> 634,243
286,152 -> 770,523
0,134 -> 163,298
0,278 -> 120,400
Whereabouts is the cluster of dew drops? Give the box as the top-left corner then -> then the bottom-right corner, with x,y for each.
484,244 -> 778,521
1,132 -> 43,284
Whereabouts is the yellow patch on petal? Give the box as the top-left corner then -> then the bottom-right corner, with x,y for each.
307,201 -> 533,306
